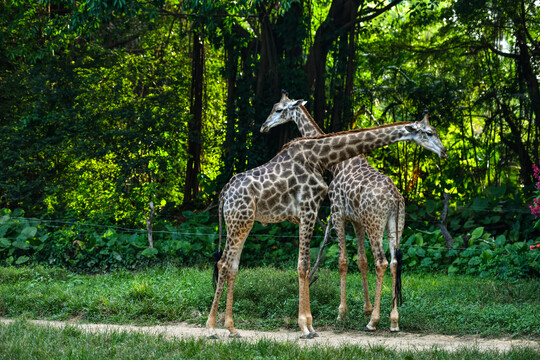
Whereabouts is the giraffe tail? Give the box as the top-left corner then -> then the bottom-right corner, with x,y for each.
212,194 -> 224,289
394,248 -> 403,307
212,250 -> 223,289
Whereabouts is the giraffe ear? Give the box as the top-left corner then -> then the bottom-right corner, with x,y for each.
290,99 -> 305,108
405,123 -> 418,133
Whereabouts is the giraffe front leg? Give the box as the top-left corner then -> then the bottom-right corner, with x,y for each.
297,220 -> 318,339
301,268 -> 319,338
298,255 -> 319,338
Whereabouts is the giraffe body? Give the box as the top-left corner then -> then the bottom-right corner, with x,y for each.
208,142 -> 329,339
208,96 -> 446,338
260,93 -> 444,332
329,157 -> 404,332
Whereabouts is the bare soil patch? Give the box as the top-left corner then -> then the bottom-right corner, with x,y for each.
1,318 -> 538,352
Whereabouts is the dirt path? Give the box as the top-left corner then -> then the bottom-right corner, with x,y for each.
1,318 -> 538,352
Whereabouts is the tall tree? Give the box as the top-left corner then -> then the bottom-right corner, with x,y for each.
184,23 -> 205,206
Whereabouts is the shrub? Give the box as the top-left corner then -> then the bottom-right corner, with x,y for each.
0,209 -> 216,272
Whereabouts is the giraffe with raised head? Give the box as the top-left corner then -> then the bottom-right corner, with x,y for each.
261,92 -> 414,332
208,100 -> 447,339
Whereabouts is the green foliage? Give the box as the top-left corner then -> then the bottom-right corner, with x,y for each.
0,208 -> 216,272
399,227 -> 540,279
2,193 -> 539,280
396,186 -> 540,279
0,0 -> 225,220
1,1 -> 538,282
0,209 -> 40,266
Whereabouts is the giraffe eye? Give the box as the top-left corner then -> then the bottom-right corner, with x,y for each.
426,131 -> 433,137
276,108 -> 283,113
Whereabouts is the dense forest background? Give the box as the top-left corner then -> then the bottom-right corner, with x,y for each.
0,0 -> 539,276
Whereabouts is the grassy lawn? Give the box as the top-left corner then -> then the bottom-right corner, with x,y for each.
0,265 -> 538,340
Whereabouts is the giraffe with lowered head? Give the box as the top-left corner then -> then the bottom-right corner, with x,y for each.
261,92 -> 441,332
208,98 -> 447,339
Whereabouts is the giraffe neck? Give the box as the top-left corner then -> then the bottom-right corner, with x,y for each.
295,106 -> 324,137
295,106 -> 353,177
288,122 -> 413,171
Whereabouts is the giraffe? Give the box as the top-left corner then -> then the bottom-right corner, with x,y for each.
260,92 -> 412,332
208,101 -> 447,339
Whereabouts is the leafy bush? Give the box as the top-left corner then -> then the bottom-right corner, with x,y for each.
397,185 -> 540,279
0,209 -> 41,266
400,226 -> 540,279
2,183 -> 539,280
0,209 -> 216,272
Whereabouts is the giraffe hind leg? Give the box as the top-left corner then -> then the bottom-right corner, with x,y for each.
334,216 -> 349,320
206,219 -> 253,338
206,256 -> 228,338
224,234 -> 250,338
389,248 -> 401,332
364,227 -> 387,332
352,222 -> 372,317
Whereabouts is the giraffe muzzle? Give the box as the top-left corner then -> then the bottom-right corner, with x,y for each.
440,149 -> 448,159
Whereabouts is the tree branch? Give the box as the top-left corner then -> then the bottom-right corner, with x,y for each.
355,0 -> 403,24
439,193 -> 454,250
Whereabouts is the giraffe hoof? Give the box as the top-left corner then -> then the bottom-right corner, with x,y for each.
311,332 -> 319,338
363,326 -> 376,332
390,327 -> 400,333
229,333 -> 242,338
207,334 -> 219,339
300,333 -> 314,339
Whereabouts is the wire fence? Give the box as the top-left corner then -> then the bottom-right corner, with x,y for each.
4,206 -> 537,255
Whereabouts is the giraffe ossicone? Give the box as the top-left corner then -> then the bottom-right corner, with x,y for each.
206,94 -> 447,339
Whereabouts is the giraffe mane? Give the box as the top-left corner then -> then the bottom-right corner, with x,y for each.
280,121 -> 414,150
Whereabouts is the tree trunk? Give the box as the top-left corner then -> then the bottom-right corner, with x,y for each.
499,102 -> 534,188
221,43 -> 239,183
183,25 -> 204,207
514,2 -> 540,131
144,201 -> 155,248
305,0 -> 359,125
329,21 -> 356,132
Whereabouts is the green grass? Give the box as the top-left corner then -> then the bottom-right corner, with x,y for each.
1,319 -> 538,360
0,265 -> 539,339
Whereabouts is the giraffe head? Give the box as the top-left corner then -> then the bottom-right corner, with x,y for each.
260,91 -> 307,133
404,111 -> 448,159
